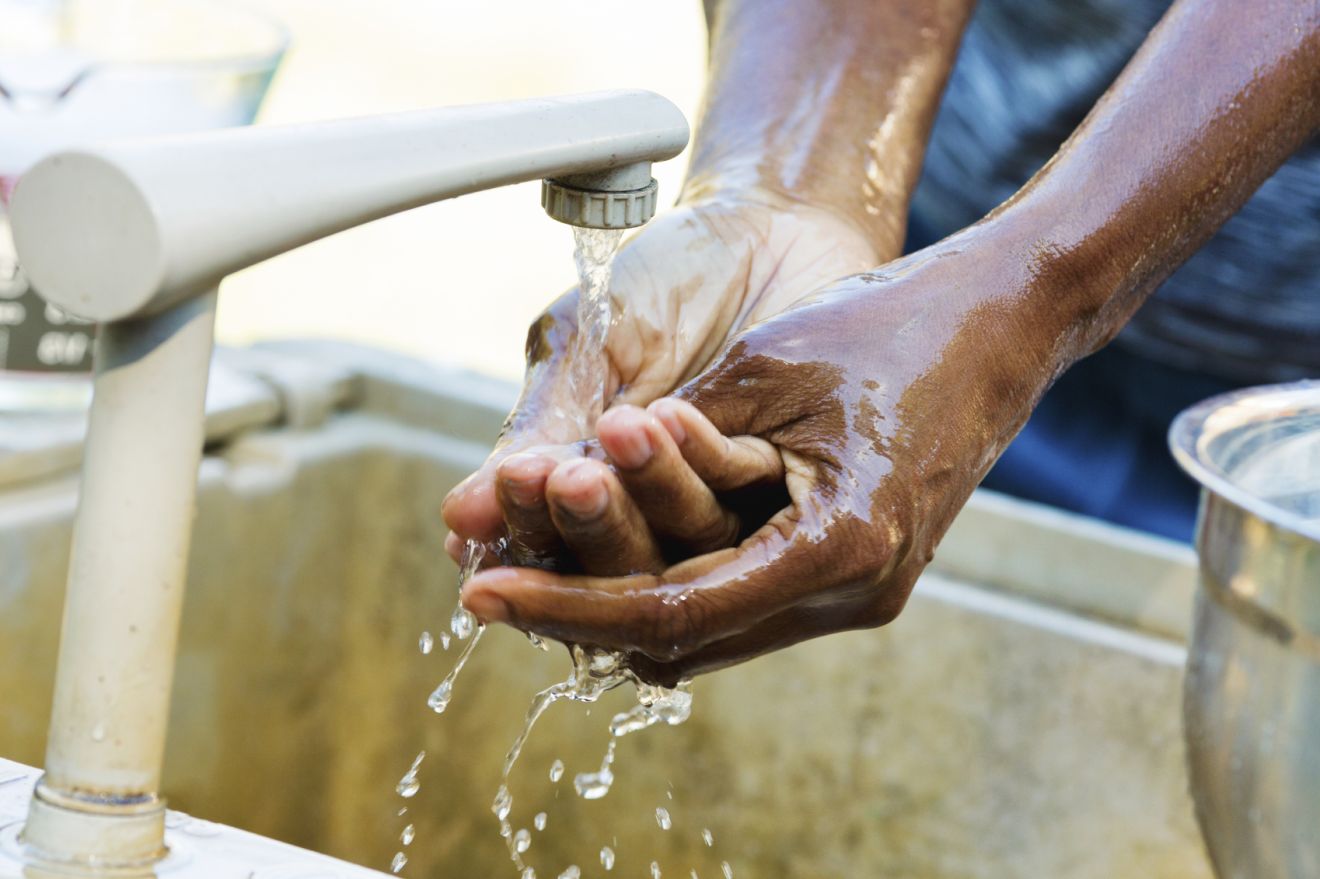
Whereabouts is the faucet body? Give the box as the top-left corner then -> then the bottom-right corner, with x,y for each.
8,89 -> 687,868
12,89 -> 687,322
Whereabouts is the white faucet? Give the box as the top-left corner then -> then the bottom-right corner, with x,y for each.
7,89 -> 687,870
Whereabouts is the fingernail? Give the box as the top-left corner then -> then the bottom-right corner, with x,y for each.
503,477 -> 543,507
650,401 -> 687,445
555,461 -> 609,518
463,587 -> 511,624
611,425 -> 654,470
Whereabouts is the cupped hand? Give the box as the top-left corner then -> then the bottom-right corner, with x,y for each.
460,227 -> 1077,683
441,193 -> 878,557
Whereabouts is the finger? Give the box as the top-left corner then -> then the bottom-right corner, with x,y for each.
462,514 -> 829,660
647,398 -> 782,492
496,452 -> 561,566
545,458 -> 666,576
596,406 -> 739,553
442,463 -> 505,543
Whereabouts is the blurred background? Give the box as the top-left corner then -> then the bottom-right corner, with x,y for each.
219,0 -> 706,382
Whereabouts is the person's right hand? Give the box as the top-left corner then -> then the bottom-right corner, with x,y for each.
441,191 -> 880,562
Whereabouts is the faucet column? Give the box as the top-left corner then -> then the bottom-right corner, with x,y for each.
21,294 -> 218,867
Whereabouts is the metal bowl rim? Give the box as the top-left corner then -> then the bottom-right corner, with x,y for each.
1169,379 -> 1320,545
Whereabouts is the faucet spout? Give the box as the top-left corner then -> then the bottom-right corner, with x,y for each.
9,89 -> 688,323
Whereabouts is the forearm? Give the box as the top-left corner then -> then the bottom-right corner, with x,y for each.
996,0 -> 1320,365
684,0 -> 976,258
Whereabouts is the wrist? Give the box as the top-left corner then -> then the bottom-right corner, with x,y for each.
678,173 -> 901,262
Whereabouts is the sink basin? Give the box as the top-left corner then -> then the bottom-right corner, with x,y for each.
0,341 -> 1212,878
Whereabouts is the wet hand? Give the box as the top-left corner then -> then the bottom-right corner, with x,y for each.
441,194 -> 877,552
461,233 -> 1076,682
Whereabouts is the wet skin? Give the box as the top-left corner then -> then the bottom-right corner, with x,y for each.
444,0 -> 1320,683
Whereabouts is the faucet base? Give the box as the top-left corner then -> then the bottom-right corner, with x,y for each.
18,780 -> 167,871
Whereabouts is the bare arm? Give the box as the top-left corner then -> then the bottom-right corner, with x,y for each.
460,0 -> 1320,679
687,0 -> 977,258
992,0 -> 1320,364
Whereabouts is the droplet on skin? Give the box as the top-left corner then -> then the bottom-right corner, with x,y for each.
534,812 -> 547,831
418,631 -> 433,654
390,852 -> 407,874
655,807 -> 672,830
721,862 -> 733,879
514,828 -> 531,854
549,759 -> 564,782
702,828 -> 714,847
600,847 -> 614,871
400,824 -> 414,846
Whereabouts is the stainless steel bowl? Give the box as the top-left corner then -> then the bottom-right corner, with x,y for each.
1171,380 -> 1320,879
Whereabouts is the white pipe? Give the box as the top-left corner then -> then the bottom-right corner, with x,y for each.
20,293 -> 217,866
9,89 -> 688,323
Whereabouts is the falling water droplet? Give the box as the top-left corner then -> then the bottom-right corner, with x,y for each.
534,812 -> 547,831
451,605 -> 475,640
655,807 -> 672,830
651,861 -> 662,879
492,785 -> 513,821
557,867 -> 580,879
691,872 -> 700,879
396,752 -> 424,798
521,870 -> 536,879
390,853 -> 407,874
440,632 -> 452,650
427,679 -> 453,714
527,631 -> 550,651
549,759 -> 564,782
702,829 -> 714,847
600,847 -> 615,871
514,828 -> 531,854
721,862 -> 733,879
400,824 -> 415,846
418,632 -> 433,654
90,723 -> 106,742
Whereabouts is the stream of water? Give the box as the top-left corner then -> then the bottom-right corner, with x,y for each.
394,226 -> 719,878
